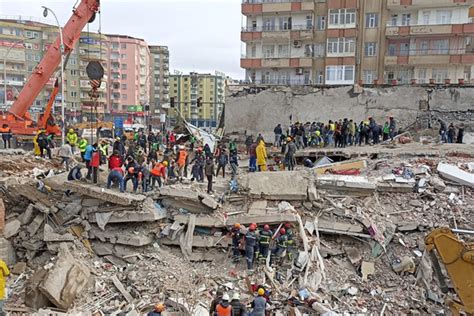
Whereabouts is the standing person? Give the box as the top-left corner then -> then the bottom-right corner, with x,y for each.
447,123 -> 456,144
78,137 -> 88,162
284,137 -> 297,171
256,140 -> 267,172
147,131 -> 157,153
0,258 -> 10,315
150,160 -> 167,189
84,143 -> 94,180
273,124 -> 282,147
382,122 -> 390,141
368,117 -> 377,144
348,119 -> 355,146
456,123 -> 464,144
341,118 -> 349,148
0,124 -> 12,149
204,143 -> 212,159
113,137 -> 126,160
210,289 -> 224,316
176,145 -> 188,182
389,116 -> 397,140
244,135 -> 253,154
250,288 -> 267,316
66,128 -> 78,153
216,148 -> 229,178
90,144 -> 100,184
37,131 -> 51,159
438,119 -> 447,143
138,130 -> 147,153
124,157 -> 139,192
216,294 -> 232,316
271,228 -> 288,265
230,223 -> 242,263
98,140 -> 109,165
148,143 -> 159,163
205,156 -> 214,194
230,293 -> 246,316
229,150 -> 239,179
358,122 -> 366,146
189,135 -> 196,151
58,141 -> 73,171
248,141 -> 257,172
258,224 -> 272,264
328,120 -> 335,147
245,224 -> 258,270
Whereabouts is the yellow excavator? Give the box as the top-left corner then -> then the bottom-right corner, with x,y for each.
425,228 -> 474,315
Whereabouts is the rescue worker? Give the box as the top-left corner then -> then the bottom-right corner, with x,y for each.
0,124 -> 12,149
113,137 -> 126,161
191,147 -> 205,182
78,137 -> 88,162
107,166 -> 125,193
37,130 -> 51,159
0,258 -> 10,314
250,288 -> 266,316
229,150 -> 238,179
271,228 -> 288,265
389,116 -> 397,140
66,128 -> 78,153
258,224 -> 272,264
248,141 -> 257,172
245,224 -> 258,270
108,150 -> 123,170
285,223 -> 296,262
230,223 -> 242,263
148,143 -> 159,163
99,140 -> 108,164
205,155 -> 215,194
215,148 -> 228,178
58,141 -> 74,171
256,140 -> 267,172
210,289 -> 223,315
147,303 -> 165,316
124,157 -> 139,192
230,292 -> 246,316
150,160 -> 167,189
284,137 -> 297,171
216,293 -> 232,316
33,131 -> 41,156
90,144 -> 100,184
176,145 -> 188,181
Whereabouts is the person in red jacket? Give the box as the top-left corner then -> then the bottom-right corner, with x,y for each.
108,150 -> 123,170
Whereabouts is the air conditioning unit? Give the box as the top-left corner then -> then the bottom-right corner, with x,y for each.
296,68 -> 303,75
293,40 -> 302,48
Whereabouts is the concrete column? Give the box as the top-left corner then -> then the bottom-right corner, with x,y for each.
0,198 -> 4,235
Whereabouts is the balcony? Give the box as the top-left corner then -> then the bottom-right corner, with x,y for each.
385,49 -> 474,66
387,0 -> 470,9
241,57 -> 312,68
386,23 -> 474,37
241,25 -> 313,42
242,0 -> 314,16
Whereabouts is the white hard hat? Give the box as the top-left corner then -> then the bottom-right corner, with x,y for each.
222,293 -> 230,301
232,292 -> 240,300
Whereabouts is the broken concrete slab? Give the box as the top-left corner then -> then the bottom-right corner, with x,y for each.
89,228 -> 153,247
307,183 -> 318,201
377,182 -> 414,193
27,215 -> 44,236
248,201 -> 268,215
39,244 -> 91,310
11,262 -> 26,275
19,204 -> 35,225
0,237 -> 17,265
91,241 -> 114,256
361,261 -> 375,281
240,171 -> 309,200
43,224 -> 75,242
25,268 -> 51,309
313,159 -> 367,175
437,162 -> 474,188
158,188 -> 215,213
4,218 -> 21,239
430,176 -> 446,192
111,275 -> 133,304
345,247 -> 362,264
65,182 -> 146,205
88,198 -> 167,224
161,235 -> 231,248
317,175 -> 376,196
174,213 -> 298,228
199,194 -> 219,210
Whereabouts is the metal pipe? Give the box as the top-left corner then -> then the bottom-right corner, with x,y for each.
42,6 -> 65,146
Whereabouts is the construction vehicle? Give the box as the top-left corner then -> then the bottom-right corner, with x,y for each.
0,0 -> 100,140
425,228 -> 474,315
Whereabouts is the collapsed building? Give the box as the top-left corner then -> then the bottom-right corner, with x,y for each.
0,140 -> 473,315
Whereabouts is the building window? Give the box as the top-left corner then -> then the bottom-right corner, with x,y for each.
122,74 -> 127,79
328,9 -> 356,28
436,10 -> 452,24
304,44 -> 314,57
388,44 -> 397,56
278,17 -> 292,30
316,16 -> 326,30
432,68 -> 448,82
112,42 -> 119,49
120,54 -> 126,59
325,65 -> 354,84
121,84 -> 127,90
71,80 -> 77,87
121,94 -> 127,100
400,43 -> 409,56
365,13 -> 379,28
327,38 -> 355,56
121,43 -> 127,49
422,11 -> 430,25
70,91 -> 77,97
306,15 -> 313,30
121,63 -> 127,70
364,42 -> 377,56
262,17 -> 276,31
401,14 -> 411,26
250,45 -> 256,58
433,40 -> 449,54
70,69 -> 77,76
363,70 -> 377,84
278,44 -> 289,58
418,68 -> 427,84
390,15 -> 398,26
314,43 -> 325,57
262,45 -> 275,58
69,58 -> 77,65
420,41 -> 429,55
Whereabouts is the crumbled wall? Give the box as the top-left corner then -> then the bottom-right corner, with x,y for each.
225,85 -> 473,139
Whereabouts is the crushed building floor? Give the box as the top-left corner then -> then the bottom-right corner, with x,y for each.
0,144 -> 473,315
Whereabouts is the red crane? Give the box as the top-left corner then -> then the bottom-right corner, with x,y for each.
1,0 -> 100,136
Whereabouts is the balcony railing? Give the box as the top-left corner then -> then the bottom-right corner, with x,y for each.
246,78 -> 311,85
387,47 -> 469,56
242,25 -> 312,32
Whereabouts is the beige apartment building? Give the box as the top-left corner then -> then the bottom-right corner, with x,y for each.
241,0 -> 474,85
149,45 -> 170,122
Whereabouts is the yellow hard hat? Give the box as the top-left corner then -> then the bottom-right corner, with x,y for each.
257,288 -> 265,296
315,131 -> 321,136
162,161 -> 168,167
69,129 -> 74,133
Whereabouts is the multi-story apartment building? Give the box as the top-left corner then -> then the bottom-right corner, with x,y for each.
240,0 -> 474,85
169,72 -> 225,128
106,34 -> 151,120
149,45 -> 170,122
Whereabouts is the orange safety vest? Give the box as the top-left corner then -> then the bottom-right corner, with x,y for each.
216,304 -> 232,316
151,163 -> 165,177
177,150 -> 187,167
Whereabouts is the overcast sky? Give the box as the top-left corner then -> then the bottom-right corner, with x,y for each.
0,0 -> 244,79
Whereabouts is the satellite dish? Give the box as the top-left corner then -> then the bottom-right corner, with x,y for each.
86,61 -> 104,80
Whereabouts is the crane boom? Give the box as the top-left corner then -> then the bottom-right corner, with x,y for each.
9,0 -> 100,119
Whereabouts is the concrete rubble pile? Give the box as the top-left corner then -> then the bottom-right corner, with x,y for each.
0,147 -> 473,315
